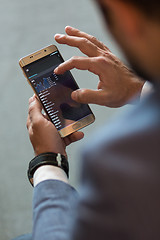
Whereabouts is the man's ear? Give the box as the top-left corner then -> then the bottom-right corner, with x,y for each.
104,0 -> 144,39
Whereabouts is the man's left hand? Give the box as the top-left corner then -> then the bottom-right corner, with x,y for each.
27,95 -> 84,157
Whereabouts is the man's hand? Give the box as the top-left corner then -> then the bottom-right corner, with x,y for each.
27,95 -> 84,157
54,26 -> 144,108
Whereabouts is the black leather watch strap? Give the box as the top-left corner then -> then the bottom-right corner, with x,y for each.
28,152 -> 69,186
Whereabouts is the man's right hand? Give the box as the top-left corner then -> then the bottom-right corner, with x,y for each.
54,26 -> 144,108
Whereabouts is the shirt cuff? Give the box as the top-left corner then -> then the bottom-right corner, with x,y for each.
33,165 -> 69,187
141,81 -> 153,99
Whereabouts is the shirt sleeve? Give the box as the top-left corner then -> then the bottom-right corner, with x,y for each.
140,81 -> 153,99
33,180 -> 78,240
33,165 -> 69,187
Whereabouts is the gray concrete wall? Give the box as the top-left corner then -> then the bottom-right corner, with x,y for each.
0,0 -> 127,239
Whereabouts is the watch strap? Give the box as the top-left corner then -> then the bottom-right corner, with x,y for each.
28,152 -> 69,186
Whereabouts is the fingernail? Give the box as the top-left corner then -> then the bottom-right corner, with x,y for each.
54,67 -> 58,74
54,34 -> 65,39
65,26 -> 72,30
29,96 -> 35,104
72,90 -> 78,100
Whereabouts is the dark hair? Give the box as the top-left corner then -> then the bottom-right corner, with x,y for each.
120,0 -> 160,21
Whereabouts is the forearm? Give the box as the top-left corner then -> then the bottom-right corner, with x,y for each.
33,179 -> 78,240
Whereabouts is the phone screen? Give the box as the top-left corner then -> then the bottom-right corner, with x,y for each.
23,50 -> 93,131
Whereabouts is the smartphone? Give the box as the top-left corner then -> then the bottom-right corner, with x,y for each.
19,45 -> 95,137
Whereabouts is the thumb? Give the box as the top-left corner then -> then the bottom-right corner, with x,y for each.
71,89 -> 106,106
29,96 -> 43,123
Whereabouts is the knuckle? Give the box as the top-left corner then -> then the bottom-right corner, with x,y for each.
98,48 -> 110,57
90,35 -> 97,43
28,101 -> 37,115
97,56 -> 107,65
71,56 -> 77,60
81,88 -> 87,95
63,35 -> 68,41
26,121 -> 29,130
70,56 -> 78,63
28,104 -> 34,115
81,37 -> 89,45
32,117 -> 43,129
77,89 -> 87,101
29,97 -> 32,103
28,127 -> 32,136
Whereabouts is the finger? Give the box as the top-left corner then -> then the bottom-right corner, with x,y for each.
43,112 -> 50,120
64,131 -> 84,146
54,56 -> 101,75
71,88 -> 107,106
26,114 -> 31,130
28,96 -> 43,124
65,26 -> 110,51
55,34 -> 100,57
68,131 -> 84,143
29,95 -> 36,104
26,114 -> 34,137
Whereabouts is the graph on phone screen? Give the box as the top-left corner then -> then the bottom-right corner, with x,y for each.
31,73 -> 58,93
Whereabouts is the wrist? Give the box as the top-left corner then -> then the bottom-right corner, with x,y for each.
28,152 -> 69,186
127,77 -> 145,103
34,147 -> 67,159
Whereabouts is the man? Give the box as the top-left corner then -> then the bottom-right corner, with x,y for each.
17,0 -> 160,239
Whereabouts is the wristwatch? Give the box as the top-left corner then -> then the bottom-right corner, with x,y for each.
27,152 -> 69,186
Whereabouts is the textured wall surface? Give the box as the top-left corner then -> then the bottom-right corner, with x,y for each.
0,0 -> 126,239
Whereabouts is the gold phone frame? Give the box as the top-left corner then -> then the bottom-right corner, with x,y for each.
19,44 -> 95,137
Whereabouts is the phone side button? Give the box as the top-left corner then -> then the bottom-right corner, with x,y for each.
72,122 -> 82,130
